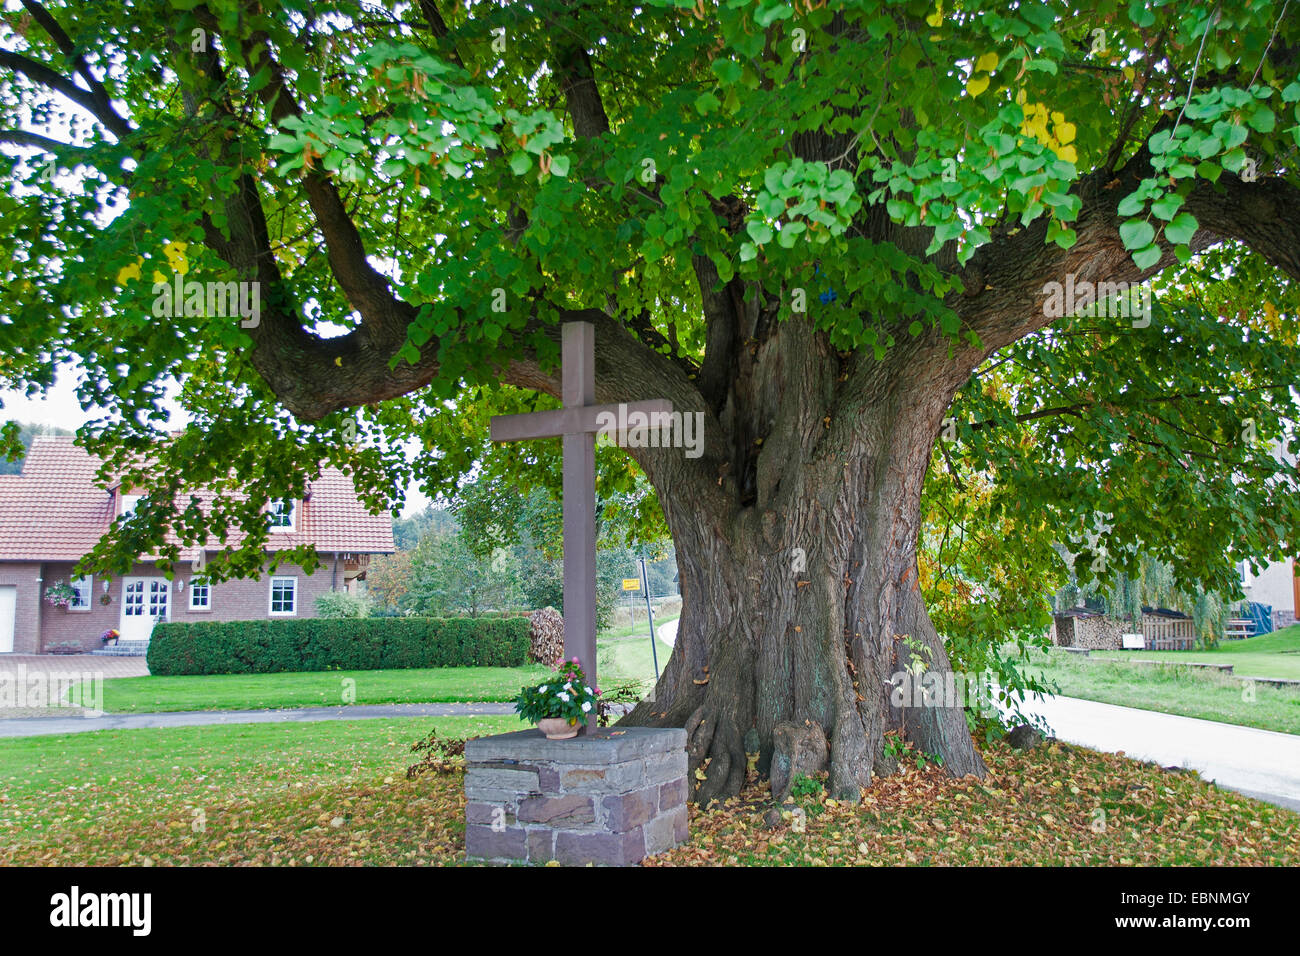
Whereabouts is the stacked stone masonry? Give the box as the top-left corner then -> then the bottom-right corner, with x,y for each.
465,727 -> 689,866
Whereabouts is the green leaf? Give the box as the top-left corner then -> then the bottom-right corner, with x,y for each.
1119,218 -> 1155,250
746,220 -> 774,245
1132,243 -> 1162,270
548,154 -> 571,177
1248,107 -> 1276,133
1150,194 -> 1183,221
694,92 -> 721,115
1163,212 -> 1198,245
509,152 -> 532,175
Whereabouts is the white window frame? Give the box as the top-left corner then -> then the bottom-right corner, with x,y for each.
189,581 -> 212,611
120,494 -> 144,517
269,576 -> 298,616
69,575 -> 93,611
268,499 -> 296,532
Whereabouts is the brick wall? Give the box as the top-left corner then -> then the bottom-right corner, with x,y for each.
0,562 -> 44,654
32,556 -> 349,653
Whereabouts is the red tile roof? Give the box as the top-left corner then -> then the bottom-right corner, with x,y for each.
0,437 -> 393,561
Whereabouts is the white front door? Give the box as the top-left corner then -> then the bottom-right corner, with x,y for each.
120,577 -> 169,641
0,586 -> 15,653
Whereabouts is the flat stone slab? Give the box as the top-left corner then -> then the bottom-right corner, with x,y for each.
466,726 -> 687,765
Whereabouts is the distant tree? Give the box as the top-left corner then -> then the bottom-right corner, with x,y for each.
0,422 -> 74,475
314,590 -> 374,618
391,505 -> 454,551
366,550 -> 413,615
405,528 -> 521,617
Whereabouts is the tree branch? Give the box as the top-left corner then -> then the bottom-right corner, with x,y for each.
0,49 -> 128,139
19,0 -> 132,139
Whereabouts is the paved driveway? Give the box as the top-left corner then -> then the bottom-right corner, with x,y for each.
0,702 -> 517,737
0,653 -> 149,678
1017,693 -> 1300,813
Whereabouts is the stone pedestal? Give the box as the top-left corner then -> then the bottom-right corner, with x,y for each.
465,726 -> 689,866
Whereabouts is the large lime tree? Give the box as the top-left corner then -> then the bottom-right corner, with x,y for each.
3,0 -> 1299,801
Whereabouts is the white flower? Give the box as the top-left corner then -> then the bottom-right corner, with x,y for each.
558,691 -> 570,702
563,682 -> 573,691
537,685 -> 548,692
581,701 -> 592,713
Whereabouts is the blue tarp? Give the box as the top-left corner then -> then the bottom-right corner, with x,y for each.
1243,601 -> 1273,637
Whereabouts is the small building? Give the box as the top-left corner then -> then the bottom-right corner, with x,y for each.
1053,606 -> 1197,651
1241,558 -> 1299,631
1052,608 -> 1122,650
0,437 -> 394,654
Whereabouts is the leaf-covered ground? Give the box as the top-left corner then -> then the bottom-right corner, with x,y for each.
0,718 -> 1294,866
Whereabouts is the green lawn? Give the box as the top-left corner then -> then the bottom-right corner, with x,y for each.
1089,625 -> 1300,680
0,716 -> 518,866
598,612 -> 679,642
90,665 -> 551,714
1,716 -> 1295,866
1024,644 -> 1300,735
597,624 -> 675,693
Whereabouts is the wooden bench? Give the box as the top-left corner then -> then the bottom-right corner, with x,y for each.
1224,619 -> 1256,641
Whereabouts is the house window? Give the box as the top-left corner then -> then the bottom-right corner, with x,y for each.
70,575 -> 93,610
189,582 -> 211,611
270,577 -> 297,615
120,494 -> 144,517
268,499 -> 296,532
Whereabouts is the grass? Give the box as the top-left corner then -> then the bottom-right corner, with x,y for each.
598,612 -> 679,642
1088,625 -> 1300,680
1,717 -> 1294,865
0,715 -> 521,865
597,616 -> 676,693
87,665 -> 551,714
1024,645 -> 1300,735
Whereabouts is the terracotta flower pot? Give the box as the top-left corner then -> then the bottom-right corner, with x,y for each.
538,717 -> 579,740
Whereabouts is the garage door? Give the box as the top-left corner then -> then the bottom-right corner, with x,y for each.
0,585 -> 15,653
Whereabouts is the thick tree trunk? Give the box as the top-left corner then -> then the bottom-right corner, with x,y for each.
620,318 -> 986,803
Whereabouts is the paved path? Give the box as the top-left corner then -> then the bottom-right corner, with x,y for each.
658,617 -> 678,648
0,702 -> 515,738
1,653 -> 149,678
1017,693 -> 1300,813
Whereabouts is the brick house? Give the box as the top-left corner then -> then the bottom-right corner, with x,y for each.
0,437 -> 394,654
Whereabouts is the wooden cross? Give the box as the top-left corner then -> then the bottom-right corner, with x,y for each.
490,322 -> 670,722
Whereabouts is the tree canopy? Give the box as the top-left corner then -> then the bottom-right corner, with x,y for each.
3,0 -> 1300,795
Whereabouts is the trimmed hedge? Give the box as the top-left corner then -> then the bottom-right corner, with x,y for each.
145,616 -> 530,676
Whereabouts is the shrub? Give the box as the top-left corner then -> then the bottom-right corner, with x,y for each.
146,615 -> 529,675
314,591 -> 373,618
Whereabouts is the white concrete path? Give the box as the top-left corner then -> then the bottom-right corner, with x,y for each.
658,617 -> 678,648
1017,693 -> 1300,813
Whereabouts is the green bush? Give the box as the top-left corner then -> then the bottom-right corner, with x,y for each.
146,615 -> 530,675
314,591 -> 374,618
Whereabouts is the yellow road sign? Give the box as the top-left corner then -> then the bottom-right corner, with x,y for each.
622,578 -> 641,591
